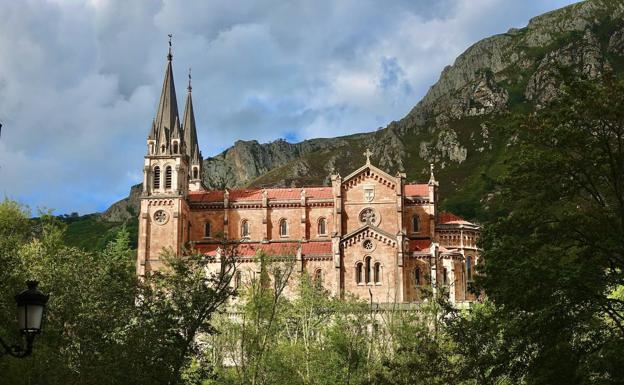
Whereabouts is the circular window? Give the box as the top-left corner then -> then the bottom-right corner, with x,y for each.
153,210 -> 169,225
359,208 -> 378,225
363,239 -> 374,251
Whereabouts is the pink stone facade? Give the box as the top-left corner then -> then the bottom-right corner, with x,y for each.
136,51 -> 481,304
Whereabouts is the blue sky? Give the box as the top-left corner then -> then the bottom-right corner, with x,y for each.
0,0 -> 579,215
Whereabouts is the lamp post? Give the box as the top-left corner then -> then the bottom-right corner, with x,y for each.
0,280 -> 49,358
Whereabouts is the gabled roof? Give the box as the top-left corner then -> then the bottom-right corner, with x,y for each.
341,224 -> 398,248
341,162 -> 398,189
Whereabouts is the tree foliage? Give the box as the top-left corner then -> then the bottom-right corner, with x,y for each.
476,72 -> 624,384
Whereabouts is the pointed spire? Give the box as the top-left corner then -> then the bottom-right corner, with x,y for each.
182,68 -> 199,161
171,116 -> 181,139
152,34 -> 179,150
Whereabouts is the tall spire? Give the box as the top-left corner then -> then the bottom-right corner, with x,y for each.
152,34 -> 179,150
182,67 -> 199,160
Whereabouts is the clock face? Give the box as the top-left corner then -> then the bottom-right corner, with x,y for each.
153,210 -> 169,225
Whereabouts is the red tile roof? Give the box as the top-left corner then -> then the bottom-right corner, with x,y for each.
438,212 -> 464,224
409,239 -> 432,251
188,187 -> 332,202
404,184 -> 428,196
194,241 -> 332,257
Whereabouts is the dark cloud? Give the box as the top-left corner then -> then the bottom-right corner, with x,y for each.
0,0 -> 577,214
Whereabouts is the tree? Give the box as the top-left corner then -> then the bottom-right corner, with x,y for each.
477,72 -> 624,384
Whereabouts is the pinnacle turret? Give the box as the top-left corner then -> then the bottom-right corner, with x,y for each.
182,69 -> 199,161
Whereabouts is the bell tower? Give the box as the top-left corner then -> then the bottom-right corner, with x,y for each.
137,36 -> 192,276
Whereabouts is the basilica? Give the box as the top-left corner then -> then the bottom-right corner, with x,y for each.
136,47 -> 481,305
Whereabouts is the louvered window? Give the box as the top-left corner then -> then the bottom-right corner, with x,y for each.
153,166 -> 160,189
165,166 -> 172,189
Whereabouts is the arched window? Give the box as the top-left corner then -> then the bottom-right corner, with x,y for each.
241,220 -> 250,238
235,271 -> 242,289
318,217 -> 327,236
314,269 -> 322,286
279,219 -> 288,237
173,142 -> 179,154
356,263 -> 363,284
365,256 -> 372,284
414,267 -> 421,286
193,167 -> 199,179
204,222 -> 211,238
466,256 -> 472,281
412,215 -> 419,232
165,166 -> 172,189
443,267 -> 448,285
161,144 -> 165,153
374,262 -> 381,284
153,166 -> 161,189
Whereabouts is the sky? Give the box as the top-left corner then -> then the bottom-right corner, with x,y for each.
0,0 -> 579,215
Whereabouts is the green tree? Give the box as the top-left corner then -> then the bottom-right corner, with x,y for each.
477,72 -> 624,384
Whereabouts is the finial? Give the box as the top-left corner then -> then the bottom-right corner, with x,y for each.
363,148 -> 373,165
429,163 -> 436,184
167,34 -> 173,61
187,67 -> 192,92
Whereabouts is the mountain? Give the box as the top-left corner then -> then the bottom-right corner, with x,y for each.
100,0 -> 624,227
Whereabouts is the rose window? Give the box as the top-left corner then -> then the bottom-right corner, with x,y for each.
363,240 -> 374,250
154,210 -> 168,225
359,208 -> 377,225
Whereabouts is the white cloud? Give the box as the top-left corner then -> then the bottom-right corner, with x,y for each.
0,0 -> 579,214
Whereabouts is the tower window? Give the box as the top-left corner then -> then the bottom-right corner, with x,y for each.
365,256 -> 372,284
193,167 -> 199,179
374,262 -> 381,284
279,219 -> 288,237
443,267 -> 448,285
165,166 -> 172,189
241,220 -> 250,238
356,262 -> 363,284
204,222 -> 211,238
466,256 -> 472,281
412,215 -> 419,233
153,166 -> 161,189
318,217 -> 327,236
161,145 -> 165,153
414,267 -> 421,286
173,142 -> 179,154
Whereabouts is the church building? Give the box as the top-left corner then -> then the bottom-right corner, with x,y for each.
136,46 -> 481,305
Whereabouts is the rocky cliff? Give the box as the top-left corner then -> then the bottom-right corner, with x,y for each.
103,0 -> 624,222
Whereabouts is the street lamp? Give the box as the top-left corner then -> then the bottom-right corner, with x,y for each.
0,280 -> 49,358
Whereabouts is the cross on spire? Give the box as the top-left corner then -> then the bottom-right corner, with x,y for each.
363,148 -> 373,164
188,67 -> 192,92
167,34 -> 173,61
